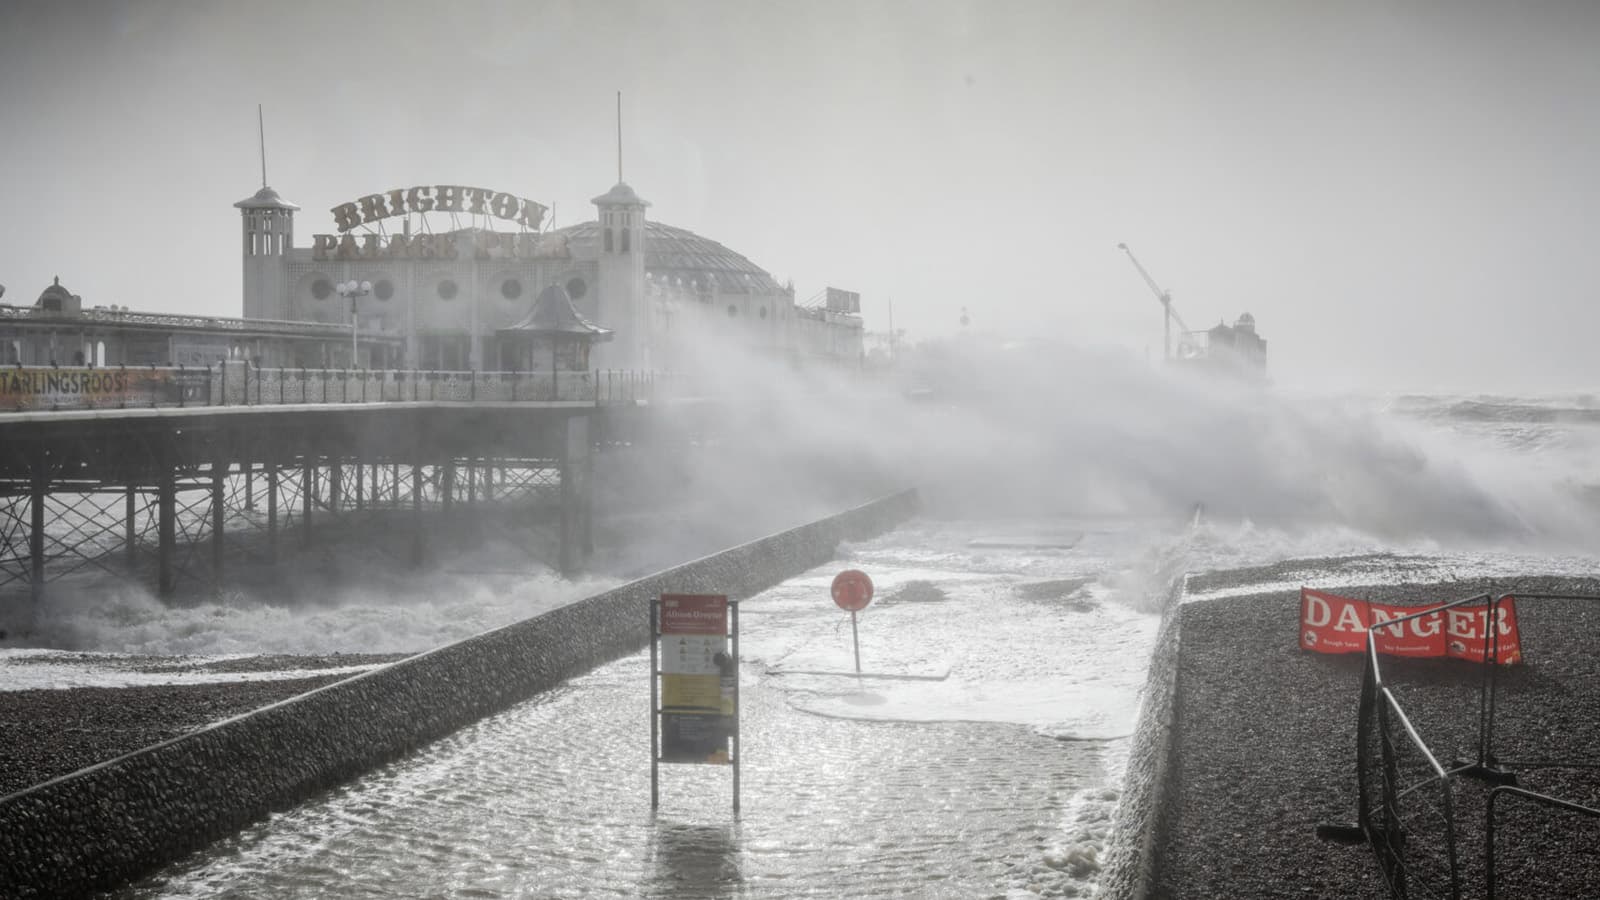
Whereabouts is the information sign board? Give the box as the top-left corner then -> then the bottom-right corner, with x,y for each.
652,594 -> 740,810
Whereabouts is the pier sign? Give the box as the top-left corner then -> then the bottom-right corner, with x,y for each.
651,593 -> 741,810
0,366 -> 208,411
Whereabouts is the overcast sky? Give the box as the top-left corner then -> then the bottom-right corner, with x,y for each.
2,0 -> 1597,392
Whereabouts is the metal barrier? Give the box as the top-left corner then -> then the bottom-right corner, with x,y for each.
237,365 -> 658,407
1329,592 -> 1600,899
1353,596 -> 1482,899
1485,786 -> 1600,900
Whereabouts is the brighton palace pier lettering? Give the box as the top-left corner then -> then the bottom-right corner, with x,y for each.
312,185 -> 552,261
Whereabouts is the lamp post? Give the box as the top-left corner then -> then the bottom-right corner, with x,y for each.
336,280 -> 371,366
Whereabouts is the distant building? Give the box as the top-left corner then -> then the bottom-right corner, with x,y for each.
0,276 -> 388,368
240,177 -> 863,371
0,176 -> 864,373
1185,312 -> 1267,375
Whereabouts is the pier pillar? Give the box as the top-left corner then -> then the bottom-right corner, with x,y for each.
29,446 -> 47,605
411,458 -> 424,567
267,457 -> 278,564
583,452 -> 595,557
124,485 -> 137,566
559,415 -> 591,577
330,454 -> 342,514
211,441 -> 227,592
302,453 -> 314,548
157,434 -> 176,597
442,459 -> 455,515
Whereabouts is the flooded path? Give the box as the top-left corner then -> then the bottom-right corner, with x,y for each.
112,518 -> 1180,899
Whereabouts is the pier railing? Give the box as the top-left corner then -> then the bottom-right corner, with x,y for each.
0,362 -> 662,412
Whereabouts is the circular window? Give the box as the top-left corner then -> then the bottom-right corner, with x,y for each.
311,278 -> 332,300
374,279 -> 394,301
501,278 -> 523,300
727,305 -> 738,318
437,279 -> 459,300
759,307 -> 768,319
566,277 -> 587,300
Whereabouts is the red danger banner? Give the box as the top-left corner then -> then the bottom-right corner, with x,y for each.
1299,588 -> 1522,664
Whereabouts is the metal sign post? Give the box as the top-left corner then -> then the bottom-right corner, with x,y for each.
651,593 -> 740,813
831,570 -> 875,675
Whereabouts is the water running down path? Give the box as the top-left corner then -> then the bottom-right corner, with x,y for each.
108,518 -> 1177,899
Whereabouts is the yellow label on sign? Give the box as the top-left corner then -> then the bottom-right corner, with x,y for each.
662,674 -> 722,712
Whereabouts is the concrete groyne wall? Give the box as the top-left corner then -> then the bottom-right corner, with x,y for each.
0,488 -> 919,898
1095,575 -> 1187,900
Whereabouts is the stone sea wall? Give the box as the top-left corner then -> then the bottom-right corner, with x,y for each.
0,488 -> 918,898
1095,573 -> 1188,900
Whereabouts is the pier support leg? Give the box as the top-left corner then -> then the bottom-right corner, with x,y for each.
442,459 -> 455,516
583,452 -> 595,558
267,458 -> 278,565
244,465 -> 255,511
302,454 -> 314,548
29,449 -> 46,606
211,446 -> 226,594
411,458 -> 424,567
124,485 -> 136,566
559,416 -> 591,577
157,436 -> 176,598
331,454 -> 342,514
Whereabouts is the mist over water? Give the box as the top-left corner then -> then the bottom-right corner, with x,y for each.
676,326 -> 1600,553
15,330 -> 1599,661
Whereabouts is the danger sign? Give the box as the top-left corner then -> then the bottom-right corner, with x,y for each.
1299,588 -> 1522,664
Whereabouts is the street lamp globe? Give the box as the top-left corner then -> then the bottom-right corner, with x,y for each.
335,280 -> 372,367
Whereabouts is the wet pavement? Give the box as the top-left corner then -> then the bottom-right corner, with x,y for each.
109,518 -> 1178,899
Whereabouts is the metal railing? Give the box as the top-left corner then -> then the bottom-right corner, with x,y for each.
0,363 -> 666,412
1485,786 -> 1600,900
1328,592 -> 1600,899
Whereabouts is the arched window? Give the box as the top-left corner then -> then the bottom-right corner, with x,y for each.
604,229 -> 614,252
620,227 -> 630,252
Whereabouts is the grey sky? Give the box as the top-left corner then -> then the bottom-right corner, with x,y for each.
2,0 -> 1597,392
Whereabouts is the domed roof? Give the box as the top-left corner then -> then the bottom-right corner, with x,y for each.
553,220 -> 783,294
233,185 -> 301,210
37,276 -> 72,305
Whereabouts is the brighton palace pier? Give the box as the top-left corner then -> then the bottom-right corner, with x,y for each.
0,177 -> 866,606
0,177 -> 864,372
